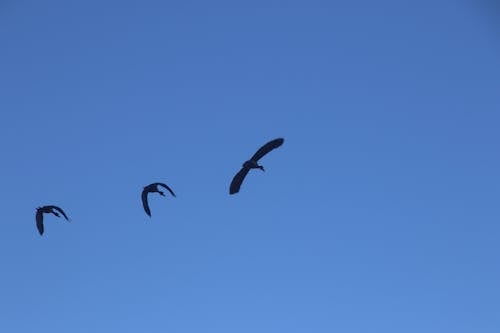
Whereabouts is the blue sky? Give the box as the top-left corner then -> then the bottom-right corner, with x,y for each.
0,1 -> 499,332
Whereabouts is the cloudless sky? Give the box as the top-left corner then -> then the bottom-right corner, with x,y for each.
0,1 -> 499,332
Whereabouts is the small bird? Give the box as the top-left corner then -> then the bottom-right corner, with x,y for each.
35,205 -> 70,236
230,137 -> 284,194
141,182 -> 176,217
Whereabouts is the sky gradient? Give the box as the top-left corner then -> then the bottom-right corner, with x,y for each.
0,1 -> 499,332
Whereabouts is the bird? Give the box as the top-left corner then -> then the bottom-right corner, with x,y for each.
230,137 -> 284,194
35,205 -> 70,235
141,182 -> 176,217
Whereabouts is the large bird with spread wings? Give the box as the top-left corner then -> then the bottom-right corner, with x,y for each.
141,182 -> 176,217
230,138 -> 284,194
35,205 -> 70,235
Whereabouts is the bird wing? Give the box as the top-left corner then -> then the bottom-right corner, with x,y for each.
250,138 -> 284,161
155,182 -> 176,197
141,188 -> 151,217
230,167 -> 250,194
49,205 -> 70,221
36,209 -> 44,235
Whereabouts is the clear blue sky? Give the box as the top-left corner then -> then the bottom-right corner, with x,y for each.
1,1 -> 499,332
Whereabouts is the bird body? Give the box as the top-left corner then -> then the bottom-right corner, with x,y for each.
35,205 -> 70,235
243,160 -> 264,170
141,182 -> 176,217
230,138 -> 284,194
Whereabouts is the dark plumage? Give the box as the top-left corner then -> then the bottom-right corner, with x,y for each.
230,138 -> 284,194
35,205 -> 70,235
141,182 -> 176,217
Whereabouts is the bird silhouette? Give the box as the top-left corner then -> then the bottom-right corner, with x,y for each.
35,205 -> 70,235
141,182 -> 176,217
230,137 -> 284,194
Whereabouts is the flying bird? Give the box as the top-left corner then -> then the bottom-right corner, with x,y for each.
35,205 -> 70,235
230,137 -> 284,194
141,182 -> 176,217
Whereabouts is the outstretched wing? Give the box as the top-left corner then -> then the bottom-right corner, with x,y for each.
155,183 -> 176,197
49,205 -> 70,221
36,209 -> 44,235
141,189 -> 151,217
251,138 -> 284,161
230,167 -> 250,194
